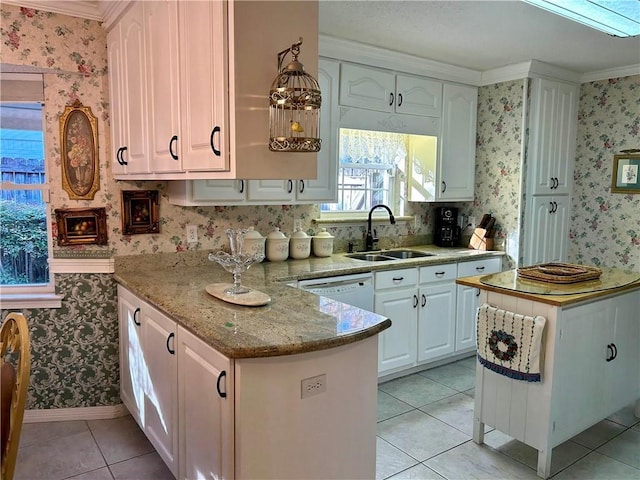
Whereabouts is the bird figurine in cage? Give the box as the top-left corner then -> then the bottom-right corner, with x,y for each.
269,37 -> 321,153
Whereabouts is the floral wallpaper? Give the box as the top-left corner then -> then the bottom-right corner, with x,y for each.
570,76 -> 640,271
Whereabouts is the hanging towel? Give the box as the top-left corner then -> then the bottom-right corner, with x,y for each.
476,303 -> 546,382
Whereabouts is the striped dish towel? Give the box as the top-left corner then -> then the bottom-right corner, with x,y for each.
476,303 -> 546,382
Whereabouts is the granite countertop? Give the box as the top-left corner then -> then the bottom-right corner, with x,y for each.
456,268 -> 640,307
114,246 -> 504,359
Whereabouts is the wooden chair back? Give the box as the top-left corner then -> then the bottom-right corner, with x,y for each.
1,313 -> 31,480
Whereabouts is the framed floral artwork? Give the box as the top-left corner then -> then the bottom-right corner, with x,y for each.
121,190 -> 160,235
55,207 -> 108,246
59,100 -> 99,200
611,151 -> 640,194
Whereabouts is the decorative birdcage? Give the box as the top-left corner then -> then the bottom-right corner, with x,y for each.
269,37 -> 321,153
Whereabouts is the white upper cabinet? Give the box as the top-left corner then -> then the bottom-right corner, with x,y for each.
339,63 -> 442,117
528,78 -> 579,195
107,2 -> 150,175
107,0 -> 318,180
438,83 -> 478,201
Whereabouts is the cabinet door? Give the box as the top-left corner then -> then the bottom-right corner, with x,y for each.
602,291 -> 640,416
296,58 -> 340,203
246,179 -> 294,202
107,24 -> 126,176
375,288 -> 418,374
524,195 -> 569,266
145,0 -> 182,173
438,83 -> 477,201
142,306 -> 178,477
179,0 -> 229,172
119,3 -> 150,174
417,282 -> 456,362
395,74 -> 442,117
339,63 -> 395,113
178,326 -> 234,480
117,286 -> 144,426
529,78 -> 578,195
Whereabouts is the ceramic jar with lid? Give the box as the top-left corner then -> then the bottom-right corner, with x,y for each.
312,228 -> 334,257
265,228 -> 289,262
242,226 -> 265,261
289,228 -> 311,259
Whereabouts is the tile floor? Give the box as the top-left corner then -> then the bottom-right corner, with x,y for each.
14,356 -> 640,480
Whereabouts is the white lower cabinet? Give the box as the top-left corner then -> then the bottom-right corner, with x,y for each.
177,326 -> 234,480
117,286 -> 178,477
455,257 -> 503,352
417,264 -> 457,362
376,257 -> 503,376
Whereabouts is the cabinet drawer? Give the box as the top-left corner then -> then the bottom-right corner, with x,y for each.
419,263 -> 457,284
457,257 -> 502,278
375,268 -> 418,290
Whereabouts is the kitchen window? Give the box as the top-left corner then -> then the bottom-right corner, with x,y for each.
0,74 -> 60,308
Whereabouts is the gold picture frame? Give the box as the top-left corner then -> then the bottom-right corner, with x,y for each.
59,100 -> 100,200
611,151 -> 640,194
121,190 -> 160,235
55,207 -> 108,246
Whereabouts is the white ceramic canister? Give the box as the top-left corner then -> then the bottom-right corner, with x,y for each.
289,228 -> 311,259
312,228 -> 334,257
265,228 -> 289,262
242,226 -> 265,260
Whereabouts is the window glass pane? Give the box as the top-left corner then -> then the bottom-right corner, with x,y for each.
1,102 -> 49,286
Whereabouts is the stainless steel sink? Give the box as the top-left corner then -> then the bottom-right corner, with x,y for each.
345,253 -> 396,262
380,250 -> 435,259
346,249 -> 436,261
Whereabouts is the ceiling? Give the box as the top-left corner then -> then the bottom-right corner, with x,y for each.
4,0 -> 640,79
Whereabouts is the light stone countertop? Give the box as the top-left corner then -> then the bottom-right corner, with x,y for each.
114,246 -> 505,359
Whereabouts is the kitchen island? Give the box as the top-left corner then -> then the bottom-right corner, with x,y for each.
456,268 -> 640,479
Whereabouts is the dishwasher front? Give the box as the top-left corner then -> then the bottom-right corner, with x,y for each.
297,272 -> 374,312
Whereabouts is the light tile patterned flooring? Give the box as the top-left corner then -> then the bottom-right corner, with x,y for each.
14,356 -> 640,480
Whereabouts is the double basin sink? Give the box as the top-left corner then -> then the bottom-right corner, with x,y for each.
345,249 -> 436,262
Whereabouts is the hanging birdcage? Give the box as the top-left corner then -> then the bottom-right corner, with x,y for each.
269,37 -> 321,153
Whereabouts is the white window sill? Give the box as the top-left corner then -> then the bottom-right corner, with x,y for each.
1,293 -> 63,309
313,215 -> 415,226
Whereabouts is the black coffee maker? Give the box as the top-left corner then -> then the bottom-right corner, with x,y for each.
434,207 -> 460,247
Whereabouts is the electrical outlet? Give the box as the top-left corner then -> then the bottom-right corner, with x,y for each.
469,216 -> 477,227
301,373 -> 326,399
186,225 -> 198,243
293,217 -> 303,232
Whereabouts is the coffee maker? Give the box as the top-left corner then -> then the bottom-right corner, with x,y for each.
434,207 -> 460,247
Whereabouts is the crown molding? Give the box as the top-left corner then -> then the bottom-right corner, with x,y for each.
1,0 -> 103,21
580,64 -> 640,83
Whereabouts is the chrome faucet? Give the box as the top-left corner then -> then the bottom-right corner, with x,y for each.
365,204 -> 396,251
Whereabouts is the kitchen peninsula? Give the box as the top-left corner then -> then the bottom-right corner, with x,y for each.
457,268 -> 640,479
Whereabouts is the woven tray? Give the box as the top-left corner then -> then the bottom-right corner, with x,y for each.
517,263 -> 602,284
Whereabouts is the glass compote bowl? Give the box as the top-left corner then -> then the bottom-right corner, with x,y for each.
209,228 -> 265,295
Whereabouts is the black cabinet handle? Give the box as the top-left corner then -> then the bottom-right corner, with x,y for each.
287,179 -> 293,194
392,277 -> 404,282
116,147 -> 123,165
475,288 -> 481,297
119,146 -> 128,166
475,266 -> 485,272
398,93 -> 403,107
299,179 -> 305,193
553,201 -> 558,213
133,308 -> 140,326
421,294 -> 426,307
169,135 -> 178,160
239,179 -> 245,194
166,332 -> 175,355
441,181 -> 446,193
389,92 -> 394,106
413,294 -> 418,308
435,271 -> 445,277
216,370 -> 227,398
611,342 -> 617,360
210,126 -> 221,156
606,343 -> 614,361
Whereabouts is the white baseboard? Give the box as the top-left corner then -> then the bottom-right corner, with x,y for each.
23,404 -> 130,423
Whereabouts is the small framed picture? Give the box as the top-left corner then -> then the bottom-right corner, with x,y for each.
121,190 -> 160,235
55,207 -> 108,246
611,152 -> 640,194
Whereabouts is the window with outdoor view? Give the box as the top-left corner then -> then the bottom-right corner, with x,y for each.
0,101 -> 52,292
